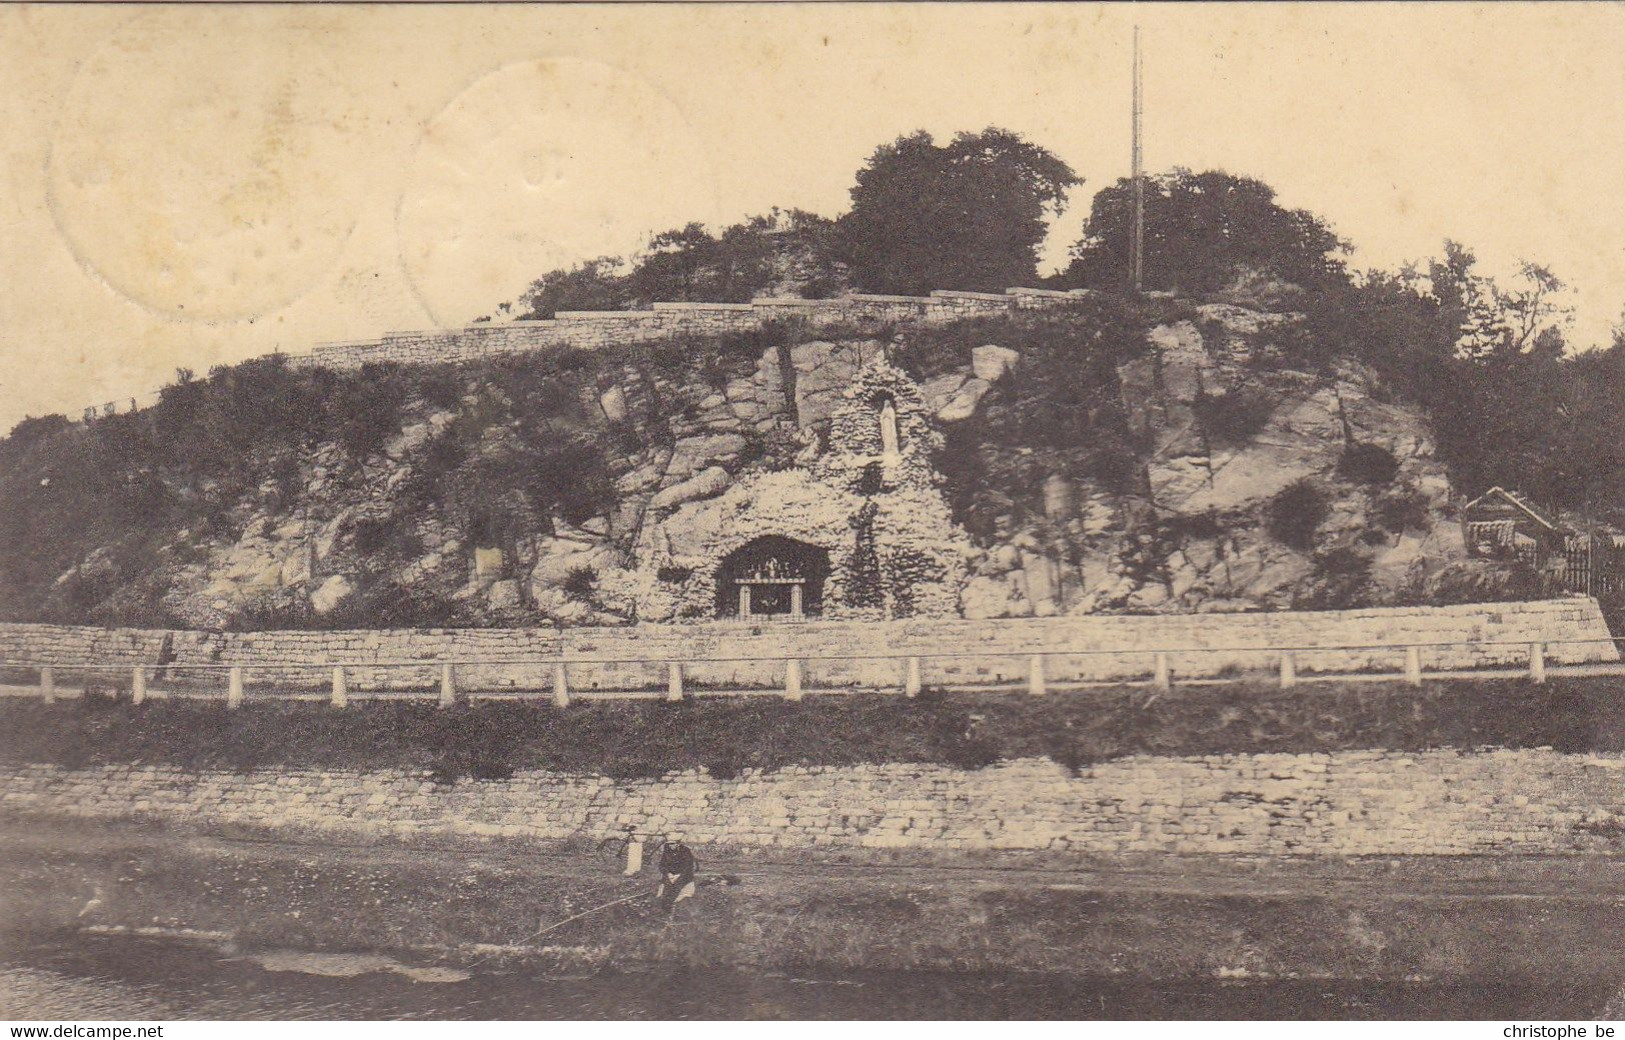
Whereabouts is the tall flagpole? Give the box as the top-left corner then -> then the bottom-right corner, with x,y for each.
1131,25 -> 1144,294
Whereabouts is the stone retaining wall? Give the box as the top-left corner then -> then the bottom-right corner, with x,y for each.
5,748 -> 1623,855
0,599 -> 1614,695
287,287 -> 1092,371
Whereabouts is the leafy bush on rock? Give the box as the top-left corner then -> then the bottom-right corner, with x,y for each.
1265,479 -> 1330,551
1337,442 -> 1401,486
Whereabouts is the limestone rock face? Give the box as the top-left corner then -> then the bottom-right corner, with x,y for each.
1146,321 -> 1211,403
279,553 -> 312,588
105,297 -> 1474,630
919,372 -> 971,415
971,344 -> 1020,382
789,340 -> 874,427
529,539 -> 605,589
728,348 -> 792,429
956,303 -> 1468,619
664,434 -> 749,482
1020,551 -> 1059,612
311,574 -> 353,614
383,421 -> 434,461
495,580 -> 533,611
617,454 -> 670,495
598,386 -> 628,422
936,378 -> 991,423
648,466 -> 732,511
960,572 -> 1030,620
1168,445 -> 1328,516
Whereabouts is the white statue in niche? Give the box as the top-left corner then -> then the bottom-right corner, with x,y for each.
879,396 -> 900,460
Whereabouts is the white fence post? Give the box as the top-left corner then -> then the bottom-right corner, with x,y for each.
132,666 -> 147,705
1027,654 -> 1046,696
40,666 -> 55,704
666,662 -> 684,701
553,661 -> 570,708
784,659 -> 803,702
1152,652 -> 1171,692
904,656 -> 922,698
227,666 -> 244,709
1279,652 -> 1297,689
1405,646 -> 1423,687
439,663 -> 456,708
330,666 -> 348,708
1529,642 -> 1546,684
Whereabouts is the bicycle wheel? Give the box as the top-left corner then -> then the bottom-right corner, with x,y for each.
595,836 -> 627,870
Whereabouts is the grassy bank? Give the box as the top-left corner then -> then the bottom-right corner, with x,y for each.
3,676 -> 1622,781
7,817 -> 1625,984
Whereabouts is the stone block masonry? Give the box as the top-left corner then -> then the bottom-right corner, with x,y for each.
0,599 -> 1614,695
284,288 -> 1099,372
5,748 -> 1624,856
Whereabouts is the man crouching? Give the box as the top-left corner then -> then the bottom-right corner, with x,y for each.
655,838 -> 697,911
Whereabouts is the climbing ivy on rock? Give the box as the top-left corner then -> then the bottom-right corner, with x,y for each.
883,547 -> 946,618
845,501 -> 885,610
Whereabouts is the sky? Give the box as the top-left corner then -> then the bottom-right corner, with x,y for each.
1,2 -> 1621,432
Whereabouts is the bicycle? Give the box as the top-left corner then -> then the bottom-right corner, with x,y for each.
594,829 -> 669,874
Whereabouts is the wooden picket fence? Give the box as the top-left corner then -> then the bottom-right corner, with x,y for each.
1564,538 -> 1625,598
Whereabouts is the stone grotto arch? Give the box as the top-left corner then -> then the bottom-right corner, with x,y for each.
714,535 -> 832,618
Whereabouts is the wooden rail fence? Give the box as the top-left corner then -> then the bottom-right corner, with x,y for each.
2,636 -> 1622,708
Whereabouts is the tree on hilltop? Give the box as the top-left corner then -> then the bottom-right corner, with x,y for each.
500,129 -> 1076,314
508,210 -> 840,320
510,256 -> 629,321
1063,168 -> 1348,295
1427,241 -> 1571,363
835,128 -> 1081,296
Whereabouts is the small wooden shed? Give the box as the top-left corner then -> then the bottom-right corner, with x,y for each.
1461,487 -> 1567,567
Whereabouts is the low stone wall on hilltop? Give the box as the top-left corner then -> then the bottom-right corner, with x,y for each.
0,598 -> 1614,695
287,288 -> 1090,371
5,748 -> 1624,856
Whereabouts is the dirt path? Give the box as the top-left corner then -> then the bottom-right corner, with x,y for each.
9,814 -> 1625,988
9,813 -> 1625,902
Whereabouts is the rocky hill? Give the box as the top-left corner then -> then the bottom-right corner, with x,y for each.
0,292 -> 1503,631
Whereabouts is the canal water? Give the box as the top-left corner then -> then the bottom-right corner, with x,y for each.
1,933 -> 1613,1020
